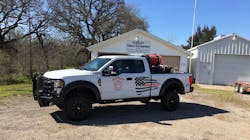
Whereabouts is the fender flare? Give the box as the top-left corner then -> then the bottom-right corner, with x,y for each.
159,78 -> 185,96
61,81 -> 101,102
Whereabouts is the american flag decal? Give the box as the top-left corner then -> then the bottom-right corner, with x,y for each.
135,77 -> 160,92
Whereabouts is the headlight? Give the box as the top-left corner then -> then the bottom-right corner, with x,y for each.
54,80 -> 65,88
53,80 -> 65,95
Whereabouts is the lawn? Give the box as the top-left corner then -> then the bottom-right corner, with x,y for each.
193,84 -> 234,95
193,84 -> 250,108
0,84 -> 32,97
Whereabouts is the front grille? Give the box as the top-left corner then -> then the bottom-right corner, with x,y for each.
37,76 -> 55,96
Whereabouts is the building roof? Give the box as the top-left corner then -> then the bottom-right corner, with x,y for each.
188,34 -> 250,51
98,55 -> 143,59
87,29 -> 190,55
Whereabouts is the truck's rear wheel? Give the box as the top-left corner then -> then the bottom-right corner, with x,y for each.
64,94 -> 92,121
161,88 -> 180,111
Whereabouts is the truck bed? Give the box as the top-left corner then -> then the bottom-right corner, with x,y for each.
150,73 -> 192,97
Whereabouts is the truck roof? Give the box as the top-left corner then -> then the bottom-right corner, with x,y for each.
98,55 -> 143,59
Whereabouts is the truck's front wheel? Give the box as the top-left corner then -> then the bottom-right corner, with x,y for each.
161,88 -> 180,111
64,94 -> 92,121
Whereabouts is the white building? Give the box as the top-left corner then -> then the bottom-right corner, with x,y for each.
88,29 -> 190,72
188,34 -> 250,85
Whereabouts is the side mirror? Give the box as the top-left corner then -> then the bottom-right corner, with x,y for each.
103,66 -> 116,76
108,66 -> 114,71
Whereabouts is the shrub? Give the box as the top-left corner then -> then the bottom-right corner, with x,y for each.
0,75 -> 31,85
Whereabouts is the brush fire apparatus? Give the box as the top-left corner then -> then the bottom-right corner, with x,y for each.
33,54 -> 194,121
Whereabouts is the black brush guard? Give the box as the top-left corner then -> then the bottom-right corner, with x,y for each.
32,74 -> 55,106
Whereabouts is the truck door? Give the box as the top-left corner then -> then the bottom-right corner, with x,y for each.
101,59 -> 150,100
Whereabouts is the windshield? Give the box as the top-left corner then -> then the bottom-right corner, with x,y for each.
80,58 -> 111,71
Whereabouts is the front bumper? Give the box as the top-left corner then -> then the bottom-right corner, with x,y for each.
33,75 -> 63,106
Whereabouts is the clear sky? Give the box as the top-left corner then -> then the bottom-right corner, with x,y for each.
125,0 -> 250,46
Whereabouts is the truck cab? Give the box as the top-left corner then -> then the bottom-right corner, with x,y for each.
33,55 -> 193,121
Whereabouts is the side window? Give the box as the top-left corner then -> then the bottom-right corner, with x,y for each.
106,59 -> 145,75
131,60 -> 145,73
111,60 -> 130,75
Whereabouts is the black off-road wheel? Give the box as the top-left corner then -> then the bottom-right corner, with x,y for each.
161,88 -> 180,111
64,94 -> 92,121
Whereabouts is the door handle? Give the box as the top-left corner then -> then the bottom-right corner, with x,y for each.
126,77 -> 133,80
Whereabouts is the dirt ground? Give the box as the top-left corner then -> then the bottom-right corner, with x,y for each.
0,92 -> 250,140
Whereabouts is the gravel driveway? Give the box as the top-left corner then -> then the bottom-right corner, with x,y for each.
0,92 -> 249,140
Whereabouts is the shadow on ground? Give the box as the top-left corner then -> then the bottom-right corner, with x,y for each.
50,102 -> 228,126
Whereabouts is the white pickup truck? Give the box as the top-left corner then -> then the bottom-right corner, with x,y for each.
33,55 -> 193,121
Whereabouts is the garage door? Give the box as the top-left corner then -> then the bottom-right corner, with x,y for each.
163,56 -> 180,71
213,54 -> 250,85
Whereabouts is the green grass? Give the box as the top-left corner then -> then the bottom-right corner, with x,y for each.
193,84 -> 234,95
193,84 -> 250,108
0,84 -> 32,97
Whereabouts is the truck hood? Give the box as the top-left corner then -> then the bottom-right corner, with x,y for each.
43,69 -> 94,79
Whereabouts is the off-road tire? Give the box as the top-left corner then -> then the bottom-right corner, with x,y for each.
161,88 -> 180,111
64,94 -> 92,121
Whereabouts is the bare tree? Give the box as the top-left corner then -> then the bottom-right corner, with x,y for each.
0,0 -> 48,49
115,3 -> 148,35
33,4 -> 52,71
48,0 -> 148,47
